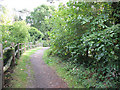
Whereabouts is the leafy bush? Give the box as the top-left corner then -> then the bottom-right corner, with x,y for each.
1,21 -> 44,49
1,21 -> 30,49
42,40 -> 50,47
10,21 -> 30,44
47,1 -> 120,88
28,27 -> 43,43
0,25 -> 11,48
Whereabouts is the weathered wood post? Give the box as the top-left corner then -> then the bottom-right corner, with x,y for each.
21,43 -> 23,54
17,43 -> 20,59
11,42 -> 15,66
0,44 -> 3,89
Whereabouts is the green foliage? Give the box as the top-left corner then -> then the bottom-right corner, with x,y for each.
111,2 -> 120,24
0,21 -> 30,48
26,5 -> 55,40
28,27 -> 43,43
1,21 -> 44,49
47,1 -> 120,88
0,25 -> 12,48
81,24 -> 120,61
10,21 -> 30,44
42,40 -> 50,47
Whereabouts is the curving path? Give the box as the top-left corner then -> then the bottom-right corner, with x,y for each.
28,47 -> 68,88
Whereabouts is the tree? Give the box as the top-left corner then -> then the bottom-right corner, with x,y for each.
26,5 -> 55,40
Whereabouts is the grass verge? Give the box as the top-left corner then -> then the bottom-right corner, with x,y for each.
9,47 -> 41,88
43,49 -> 84,88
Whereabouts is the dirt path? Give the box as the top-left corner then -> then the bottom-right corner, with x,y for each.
28,47 -> 68,88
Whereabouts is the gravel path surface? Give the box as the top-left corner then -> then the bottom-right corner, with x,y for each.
28,47 -> 68,88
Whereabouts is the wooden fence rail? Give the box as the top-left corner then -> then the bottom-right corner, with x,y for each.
0,42 -> 43,89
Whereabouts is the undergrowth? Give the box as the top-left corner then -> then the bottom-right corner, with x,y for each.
43,48 -> 120,88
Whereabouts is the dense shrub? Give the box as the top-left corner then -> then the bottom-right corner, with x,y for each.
10,21 -> 30,44
28,27 -> 43,43
42,40 -> 50,47
48,1 -> 120,88
1,21 -> 44,49
1,21 -> 30,49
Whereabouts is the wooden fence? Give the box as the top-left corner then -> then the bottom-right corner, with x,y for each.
0,42 -> 43,89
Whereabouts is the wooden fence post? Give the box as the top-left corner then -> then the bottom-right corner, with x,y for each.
21,44 -> 23,54
11,42 -> 15,66
0,44 -> 3,89
17,43 -> 20,59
